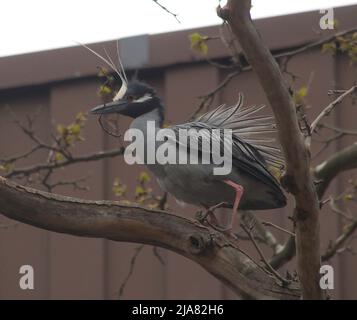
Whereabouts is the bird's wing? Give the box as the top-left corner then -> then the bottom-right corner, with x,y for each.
195,94 -> 285,170
168,121 -> 283,195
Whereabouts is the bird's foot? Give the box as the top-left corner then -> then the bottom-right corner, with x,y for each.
195,210 -> 206,224
196,202 -> 227,225
196,203 -> 237,238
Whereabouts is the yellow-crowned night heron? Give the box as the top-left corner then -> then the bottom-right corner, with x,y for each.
89,48 -> 286,236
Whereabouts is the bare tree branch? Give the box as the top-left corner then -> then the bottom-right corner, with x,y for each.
322,219 -> 357,261
152,246 -> 166,266
269,236 -> 296,270
241,211 -> 284,255
45,175 -> 90,192
271,142 -> 357,269
152,0 -> 180,23
118,244 -> 145,298
190,70 -> 242,119
0,107 -> 127,195
191,28 -> 357,120
0,146 -> 42,164
0,177 -> 299,299
4,148 -> 124,179
274,28 -> 357,61
261,221 -> 295,237
217,0 -> 322,299
318,123 -> 357,136
328,197 -> 355,222
308,86 -> 357,146
315,143 -> 357,197
241,223 -> 291,286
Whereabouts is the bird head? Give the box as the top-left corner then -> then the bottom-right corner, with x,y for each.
91,80 -> 162,119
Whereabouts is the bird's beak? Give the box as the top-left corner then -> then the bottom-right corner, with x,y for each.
90,99 -> 128,115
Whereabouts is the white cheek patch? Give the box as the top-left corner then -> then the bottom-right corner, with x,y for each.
113,82 -> 127,102
134,93 -> 153,103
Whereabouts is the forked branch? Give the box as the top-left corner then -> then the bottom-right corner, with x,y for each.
0,177 -> 299,299
217,0 -> 322,299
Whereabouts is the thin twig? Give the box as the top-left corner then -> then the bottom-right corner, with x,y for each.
310,86 -> 357,137
152,246 -> 166,266
2,146 -> 40,164
242,211 -> 284,255
318,123 -> 357,136
118,244 -> 145,298
190,70 -> 242,119
5,148 -> 124,179
312,132 -> 344,159
47,175 -> 90,192
261,221 -> 296,237
322,220 -> 357,261
191,28 -> 357,122
274,28 -> 357,61
99,114 -> 122,138
157,192 -> 168,210
240,223 -> 291,286
329,197 -> 354,222
152,0 -> 180,23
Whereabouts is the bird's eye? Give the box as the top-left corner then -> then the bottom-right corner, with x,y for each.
127,95 -> 135,102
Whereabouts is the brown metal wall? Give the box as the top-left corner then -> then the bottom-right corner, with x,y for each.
0,6 -> 356,299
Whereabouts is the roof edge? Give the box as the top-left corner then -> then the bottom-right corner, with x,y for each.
0,4 -> 356,90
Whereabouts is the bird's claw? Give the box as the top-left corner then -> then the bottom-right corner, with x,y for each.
195,202 -> 226,225
195,203 -> 236,238
195,210 -> 206,223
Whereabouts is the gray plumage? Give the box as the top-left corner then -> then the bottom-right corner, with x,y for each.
86,45 -> 287,234
91,81 -> 286,212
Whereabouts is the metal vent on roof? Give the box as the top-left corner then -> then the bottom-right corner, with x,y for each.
119,34 -> 149,69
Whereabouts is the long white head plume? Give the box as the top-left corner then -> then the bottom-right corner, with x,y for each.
78,41 -> 128,102
113,81 -> 128,101
116,40 -> 128,83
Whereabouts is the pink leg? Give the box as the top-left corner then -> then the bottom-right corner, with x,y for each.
224,180 -> 244,233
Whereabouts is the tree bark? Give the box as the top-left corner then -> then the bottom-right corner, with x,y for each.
0,177 -> 300,299
217,0 -> 323,299
315,142 -> 357,197
270,142 -> 357,269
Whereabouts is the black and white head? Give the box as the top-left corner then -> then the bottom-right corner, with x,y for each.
91,80 -> 163,120
80,43 -> 163,121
